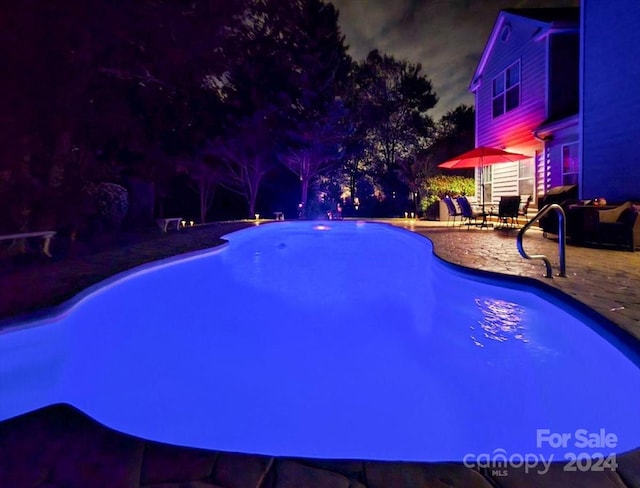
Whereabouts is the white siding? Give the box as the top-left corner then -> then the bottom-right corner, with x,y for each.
492,163 -> 519,195
544,126 -> 579,188
536,149 -> 550,197
475,16 -> 547,150
473,14 -> 548,203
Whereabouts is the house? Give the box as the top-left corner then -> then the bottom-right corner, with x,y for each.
469,8 -> 580,207
580,0 -> 640,203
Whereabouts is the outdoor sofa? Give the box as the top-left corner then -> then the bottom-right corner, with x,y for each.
597,202 -> 640,251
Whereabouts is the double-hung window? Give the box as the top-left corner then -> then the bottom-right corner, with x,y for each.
562,143 -> 579,185
518,158 -> 534,197
492,61 -> 520,118
482,165 -> 493,205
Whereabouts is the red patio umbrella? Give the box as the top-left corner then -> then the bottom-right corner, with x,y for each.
438,146 -> 530,211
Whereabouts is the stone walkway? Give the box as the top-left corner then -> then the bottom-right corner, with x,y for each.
1,404 -> 639,488
1,219 -> 639,487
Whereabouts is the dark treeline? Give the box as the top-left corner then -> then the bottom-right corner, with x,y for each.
0,0 -> 474,241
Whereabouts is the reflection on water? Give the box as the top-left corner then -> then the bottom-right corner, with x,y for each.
470,298 -> 527,347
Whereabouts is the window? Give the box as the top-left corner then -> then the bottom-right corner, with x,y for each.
562,143 -> 579,185
482,165 -> 493,205
500,23 -> 512,42
492,61 -> 520,118
518,158 -> 534,197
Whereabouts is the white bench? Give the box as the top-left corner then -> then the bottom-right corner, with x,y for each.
0,231 -> 56,257
156,218 -> 182,233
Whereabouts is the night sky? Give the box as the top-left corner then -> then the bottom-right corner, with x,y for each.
331,0 -> 579,119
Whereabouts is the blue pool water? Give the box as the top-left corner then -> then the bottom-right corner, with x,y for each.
1,221 -> 639,462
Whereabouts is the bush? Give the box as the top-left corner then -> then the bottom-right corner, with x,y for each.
425,174 -> 475,198
420,194 -> 439,215
419,175 -> 475,220
85,182 -> 129,225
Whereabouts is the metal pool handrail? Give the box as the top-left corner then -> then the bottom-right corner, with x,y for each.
517,203 -> 566,278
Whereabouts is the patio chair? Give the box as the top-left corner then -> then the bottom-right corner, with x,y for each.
442,196 -> 461,226
518,196 -> 533,225
497,196 -> 521,228
597,202 -> 639,251
456,196 -> 489,228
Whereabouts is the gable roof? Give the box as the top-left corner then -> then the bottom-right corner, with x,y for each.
469,7 -> 579,92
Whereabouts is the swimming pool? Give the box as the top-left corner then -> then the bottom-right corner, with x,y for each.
1,221 -> 639,462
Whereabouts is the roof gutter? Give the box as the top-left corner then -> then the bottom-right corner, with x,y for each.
534,26 -> 579,41
533,114 -> 579,141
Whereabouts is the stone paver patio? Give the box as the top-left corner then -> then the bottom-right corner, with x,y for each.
1,219 -> 639,487
393,219 -> 640,342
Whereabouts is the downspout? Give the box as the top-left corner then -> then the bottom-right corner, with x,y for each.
474,86 -> 480,203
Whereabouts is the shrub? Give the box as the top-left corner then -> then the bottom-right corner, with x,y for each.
420,175 -> 475,219
85,182 -> 129,225
425,174 -> 475,198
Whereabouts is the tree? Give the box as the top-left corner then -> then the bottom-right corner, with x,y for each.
0,0 -> 247,230
396,149 -> 433,216
276,0 -> 350,217
206,0 -> 292,217
356,51 -> 437,169
212,108 -> 280,218
416,105 -> 475,216
431,105 -> 475,164
279,111 -> 346,217
395,106 -> 474,215
0,0 -> 117,230
341,50 -> 438,215
208,0 -> 350,217
177,141 -> 228,224
85,0 -> 248,221
339,60 -> 372,210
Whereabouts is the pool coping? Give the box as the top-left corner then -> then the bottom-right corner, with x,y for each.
376,220 -> 640,366
3,219 -> 639,362
0,239 -> 234,334
1,220 -> 640,487
429,244 -> 640,367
